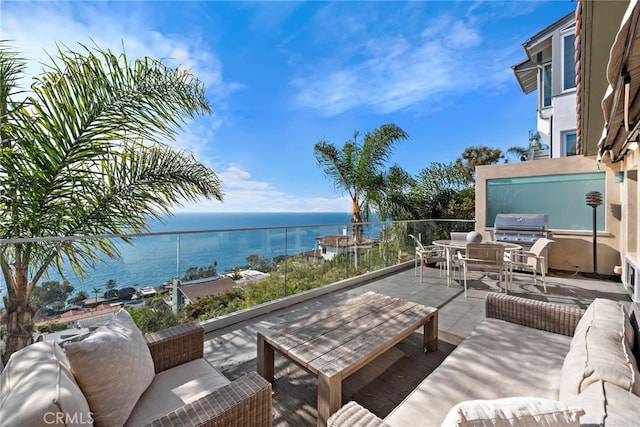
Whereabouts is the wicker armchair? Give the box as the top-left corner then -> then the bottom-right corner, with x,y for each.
144,322 -> 273,427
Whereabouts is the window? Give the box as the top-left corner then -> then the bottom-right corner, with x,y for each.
563,132 -> 577,156
563,33 -> 576,91
486,172 -> 605,231
541,63 -> 552,108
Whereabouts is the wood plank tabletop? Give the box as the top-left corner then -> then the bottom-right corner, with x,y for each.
259,291 -> 437,377
257,291 -> 438,427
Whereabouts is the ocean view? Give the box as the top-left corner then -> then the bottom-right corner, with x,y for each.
45,212 -> 362,295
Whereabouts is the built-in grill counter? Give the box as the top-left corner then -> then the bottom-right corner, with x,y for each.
493,214 -> 552,273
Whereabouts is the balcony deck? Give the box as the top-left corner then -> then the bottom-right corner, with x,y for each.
201,265 -> 631,426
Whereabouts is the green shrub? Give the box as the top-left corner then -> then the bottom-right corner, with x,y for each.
127,306 -> 181,334
37,322 -> 68,333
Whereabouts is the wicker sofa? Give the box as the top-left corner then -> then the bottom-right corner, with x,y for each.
328,293 -> 640,427
0,310 -> 272,426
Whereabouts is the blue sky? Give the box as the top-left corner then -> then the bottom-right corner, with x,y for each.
3,0 -> 576,213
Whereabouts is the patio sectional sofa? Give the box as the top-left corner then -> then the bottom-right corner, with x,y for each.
0,310 -> 272,426
328,293 -> 640,427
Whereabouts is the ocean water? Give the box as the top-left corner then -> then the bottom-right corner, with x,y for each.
46,212 -> 361,294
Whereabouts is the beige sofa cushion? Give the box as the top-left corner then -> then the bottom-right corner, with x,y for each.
384,318 -> 572,427
560,299 -> 640,399
565,379 -> 640,427
599,380 -> 640,426
441,397 -> 584,427
65,309 -> 155,427
125,358 -> 230,426
573,298 -> 634,349
0,341 -> 92,426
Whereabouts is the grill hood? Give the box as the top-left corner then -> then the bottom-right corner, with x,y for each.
494,214 -> 549,230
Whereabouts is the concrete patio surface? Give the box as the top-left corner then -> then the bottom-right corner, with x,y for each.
202,265 -> 631,426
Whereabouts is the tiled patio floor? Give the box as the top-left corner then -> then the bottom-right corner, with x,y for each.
202,266 -> 631,426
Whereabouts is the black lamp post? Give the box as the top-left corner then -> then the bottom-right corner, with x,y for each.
585,191 -> 603,275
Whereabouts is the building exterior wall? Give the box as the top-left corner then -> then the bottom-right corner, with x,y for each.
476,156 -> 621,274
518,13 -> 577,158
552,91 -> 578,156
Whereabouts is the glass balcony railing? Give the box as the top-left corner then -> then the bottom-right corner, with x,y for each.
0,218 -> 473,336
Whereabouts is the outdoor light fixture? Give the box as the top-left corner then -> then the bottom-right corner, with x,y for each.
586,191 -> 603,275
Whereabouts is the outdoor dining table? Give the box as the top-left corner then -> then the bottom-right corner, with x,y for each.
432,240 -> 522,286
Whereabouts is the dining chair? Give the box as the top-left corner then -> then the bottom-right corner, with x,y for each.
505,238 -> 554,293
408,234 -> 446,282
449,231 -> 468,241
457,243 -> 506,297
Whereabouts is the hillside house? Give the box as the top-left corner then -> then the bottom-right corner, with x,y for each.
316,235 -> 377,262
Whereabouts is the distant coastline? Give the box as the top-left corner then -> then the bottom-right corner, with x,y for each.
149,212 -> 355,232
47,212 -> 362,295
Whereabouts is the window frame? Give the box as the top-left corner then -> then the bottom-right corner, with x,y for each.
540,62 -> 552,109
561,30 -> 576,92
562,131 -> 577,156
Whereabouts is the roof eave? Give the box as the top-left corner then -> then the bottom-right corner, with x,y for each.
512,59 -> 538,94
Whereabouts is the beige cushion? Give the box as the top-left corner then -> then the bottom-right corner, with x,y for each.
573,298 -> 634,349
0,341 -> 92,426
125,358 -> 230,426
441,397 -> 584,427
599,380 -> 640,426
560,300 -> 640,399
65,308 -> 155,427
566,379 -> 640,427
561,380 -> 606,426
384,318 -> 572,426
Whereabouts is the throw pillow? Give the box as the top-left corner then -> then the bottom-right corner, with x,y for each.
65,308 -> 155,427
441,397 -> 584,427
0,341 -> 93,426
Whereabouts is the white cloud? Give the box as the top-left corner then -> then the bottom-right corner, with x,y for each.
444,21 -> 482,50
290,35 -> 458,116
2,1 -> 240,168
173,164 -> 350,213
290,12 -> 510,117
3,3 -> 226,89
175,190 -> 350,213
220,165 -> 269,190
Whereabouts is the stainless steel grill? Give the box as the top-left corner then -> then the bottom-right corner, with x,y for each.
494,214 -> 551,273
493,214 -> 550,245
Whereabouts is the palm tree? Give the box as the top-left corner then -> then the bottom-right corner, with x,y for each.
368,165 -> 416,267
506,146 -> 529,162
314,124 -> 409,268
92,287 -> 102,311
0,42 -> 223,363
370,165 -> 416,221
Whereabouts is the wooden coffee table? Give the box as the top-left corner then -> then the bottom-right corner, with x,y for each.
256,291 -> 438,427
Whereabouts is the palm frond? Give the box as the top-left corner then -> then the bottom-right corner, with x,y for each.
358,123 -> 408,179
31,43 -> 211,153
0,42 -> 221,294
314,140 -> 355,198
